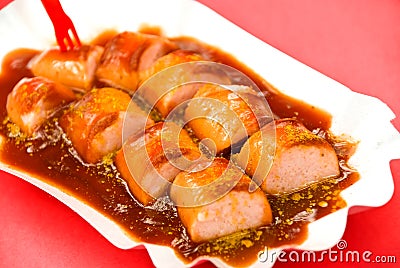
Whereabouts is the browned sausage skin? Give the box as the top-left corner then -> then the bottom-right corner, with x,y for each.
29,45 -> 104,91
138,50 -> 204,118
185,84 -> 268,154
96,31 -> 177,92
115,121 -> 201,206
6,76 -> 76,136
59,87 -> 152,164
139,49 -> 203,85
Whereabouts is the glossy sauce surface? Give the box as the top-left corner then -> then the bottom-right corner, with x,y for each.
0,35 -> 358,266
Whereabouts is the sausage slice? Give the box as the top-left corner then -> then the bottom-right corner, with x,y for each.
235,118 -> 340,194
6,76 -> 76,136
170,157 -> 272,243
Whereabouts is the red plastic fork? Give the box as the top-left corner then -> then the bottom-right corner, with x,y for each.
40,0 -> 81,51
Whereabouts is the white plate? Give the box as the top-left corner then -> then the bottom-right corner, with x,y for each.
1,0 -> 400,267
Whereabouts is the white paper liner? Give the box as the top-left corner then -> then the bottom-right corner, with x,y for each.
1,0 -> 400,267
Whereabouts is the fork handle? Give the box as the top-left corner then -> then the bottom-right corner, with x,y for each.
41,0 -> 65,24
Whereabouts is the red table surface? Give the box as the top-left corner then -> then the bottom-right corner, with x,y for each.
0,0 -> 399,267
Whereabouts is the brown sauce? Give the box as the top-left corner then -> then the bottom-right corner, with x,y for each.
0,34 -> 358,266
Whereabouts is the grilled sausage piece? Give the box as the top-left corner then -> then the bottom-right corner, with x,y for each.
139,49 -> 202,83
138,50 -> 203,118
96,31 -> 177,92
60,87 -> 152,163
6,76 -> 76,136
185,84 -> 269,154
235,118 -> 340,194
115,121 -> 201,206
29,45 -> 104,91
170,157 -> 272,243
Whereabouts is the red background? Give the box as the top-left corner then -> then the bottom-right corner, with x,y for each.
0,0 -> 399,267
